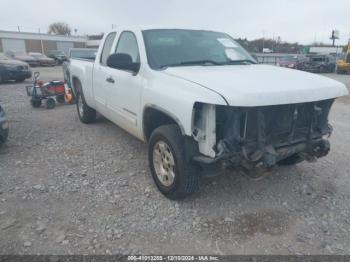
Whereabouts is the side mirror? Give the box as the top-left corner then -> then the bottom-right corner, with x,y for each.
107,53 -> 140,73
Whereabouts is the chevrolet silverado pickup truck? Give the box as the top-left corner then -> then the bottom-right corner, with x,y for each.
69,27 -> 348,199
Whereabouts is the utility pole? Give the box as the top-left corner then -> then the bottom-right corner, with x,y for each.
262,30 -> 266,52
330,30 -> 339,47
39,28 -> 44,54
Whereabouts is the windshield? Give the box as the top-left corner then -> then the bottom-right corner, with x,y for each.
50,51 -> 65,56
30,53 -> 46,58
311,57 -> 325,62
13,51 -> 26,55
70,49 -> 97,59
0,53 -> 8,60
142,29 -> 256,69
281,56 -> 298,62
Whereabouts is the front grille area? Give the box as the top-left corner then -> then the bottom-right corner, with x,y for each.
216,99 -> 334,149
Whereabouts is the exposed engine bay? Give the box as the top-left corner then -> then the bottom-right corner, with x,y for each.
192,99 -> 334,177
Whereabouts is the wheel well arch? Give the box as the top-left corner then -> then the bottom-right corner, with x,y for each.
71,76 -> 82,95
142,105 -> 186,141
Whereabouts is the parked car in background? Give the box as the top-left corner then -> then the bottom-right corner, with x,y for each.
63,48 -> 97,89
277,55 -> 307,69
336,52 -> 350,74
0,53 -> 32,83
47,50 -> 68,65
29,52 -> 56,66
302,55 -> 336,73
5,51 -> 39,67
0,104 -> 9,144
262,48 -> 273,53
69,27 -> 348,199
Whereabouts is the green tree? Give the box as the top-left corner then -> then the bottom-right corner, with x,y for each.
48,22 -> 71,36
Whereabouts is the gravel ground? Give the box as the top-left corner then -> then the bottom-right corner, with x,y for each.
0,67 -> 350,255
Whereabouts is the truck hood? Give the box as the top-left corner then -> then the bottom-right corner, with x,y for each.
163,64 -> 348,106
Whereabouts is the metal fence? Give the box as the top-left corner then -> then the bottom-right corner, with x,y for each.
253,53 -> 293,65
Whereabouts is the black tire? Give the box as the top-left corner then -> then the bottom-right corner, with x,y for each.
15,77 -> 25,82
278,154 -> 304,166
76,91 -> 96,123
148,124 -> 199,200
56,94 -> 65,104
46,98 -> 56,109
319,66 -> 324,74
0,132 -> 8,144
336,67 -> 344,74
30,99 -> 42,108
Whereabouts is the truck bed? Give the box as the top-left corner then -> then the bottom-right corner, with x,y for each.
69,59 -> 95,107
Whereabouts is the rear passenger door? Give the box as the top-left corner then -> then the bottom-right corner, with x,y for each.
92,32 -> 117,112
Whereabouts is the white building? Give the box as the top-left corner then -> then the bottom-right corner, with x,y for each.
309,46 -> 343,55
0,30 -> 87,55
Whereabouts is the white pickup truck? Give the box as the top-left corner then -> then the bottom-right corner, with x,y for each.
70,26 -> 348,199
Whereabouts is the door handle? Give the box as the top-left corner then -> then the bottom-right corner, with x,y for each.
106,77 -> 115,84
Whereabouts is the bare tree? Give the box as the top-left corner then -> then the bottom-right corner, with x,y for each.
48,22 -> 72,36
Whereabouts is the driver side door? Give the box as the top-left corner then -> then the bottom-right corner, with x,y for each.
106,31 -> 143,137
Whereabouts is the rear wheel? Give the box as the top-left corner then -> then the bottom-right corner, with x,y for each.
30,99 -> 42,108
76,92 -> 96,123
148,124 -> 199,200
46,98 -> 56,109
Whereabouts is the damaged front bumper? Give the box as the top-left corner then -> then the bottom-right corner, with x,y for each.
192,99 -> 334,176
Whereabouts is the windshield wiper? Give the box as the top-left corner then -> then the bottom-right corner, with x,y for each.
159,59 -> 257,69
179,60 -> 222,66
159,59 -> 222,69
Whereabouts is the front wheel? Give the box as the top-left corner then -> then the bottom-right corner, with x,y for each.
148,124 -> 199,200
76,92 -> 96,123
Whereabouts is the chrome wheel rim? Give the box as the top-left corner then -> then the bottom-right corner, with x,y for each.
153,141 -> 176,187
78,94 -> 84,117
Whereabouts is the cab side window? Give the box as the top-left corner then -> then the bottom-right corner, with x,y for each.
100,32 -> 117,66
115,31 -> 140,63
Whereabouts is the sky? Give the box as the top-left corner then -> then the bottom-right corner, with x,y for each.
0,0 -> 349,45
